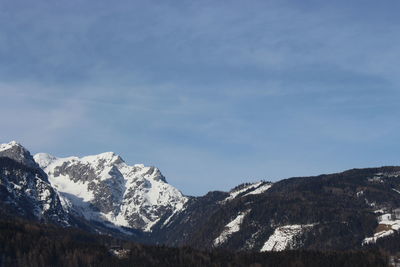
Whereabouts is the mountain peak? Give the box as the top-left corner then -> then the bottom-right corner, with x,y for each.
32,149 -> 186,231
34,153 -> 58,169
0,141 -> 39,169
81,151 -> 124,166
0,140 -> 22,152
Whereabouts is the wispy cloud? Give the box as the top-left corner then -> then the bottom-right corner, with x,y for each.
1,0 -> 400,195
0,83 -> 88,149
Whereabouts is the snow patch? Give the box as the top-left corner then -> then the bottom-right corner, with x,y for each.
363,213 -> 400,245
261,224 -> 315,252
50,174 -> 94,202
393,188 -> 400,195
374,208 -> 386,214
213,210 -> 249,247
222,182 -> 263,202
356,190 -> 364,197
0,141 -> 19,152
244,183 -> 272,196
34,153 -> 57,169
101,211 -> 130,228
109,248 -> 129,258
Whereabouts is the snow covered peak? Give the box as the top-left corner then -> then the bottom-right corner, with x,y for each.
0,140 -> 20,152
34,153 -> 58,169
0,141 -> 39,169
0,142 -> 69,225
80,152 -> 124,166
34,151 -> 187,232
34,151 -> 125,173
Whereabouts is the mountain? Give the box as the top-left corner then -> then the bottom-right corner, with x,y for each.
155,167 -> 400,252
0,142 -> 68,225
33,151 -> 187,232
2,141 -> 400,255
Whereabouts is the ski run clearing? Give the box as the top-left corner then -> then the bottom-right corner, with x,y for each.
222,182 -> 272,202
213,211 -> 250,247
261,224 -> 315,252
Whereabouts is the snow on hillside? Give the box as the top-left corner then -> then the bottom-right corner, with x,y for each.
222,182 -> 272,202
363,212 -> 400,245
223,182 -> 263,202
244,183 -> 272,196
34,152 -> 188,232
213,210 -> 250,247
0,141 -> 19,152
260,224 -> 315,252
0,142 -> 69,225
0,141 -> 39,168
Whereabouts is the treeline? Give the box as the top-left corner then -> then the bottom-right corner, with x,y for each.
0,218 -> 388,267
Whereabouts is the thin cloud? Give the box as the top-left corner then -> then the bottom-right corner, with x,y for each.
2,1 -> 400,195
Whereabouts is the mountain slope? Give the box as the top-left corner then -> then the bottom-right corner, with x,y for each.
34,151 -> 187,232
0,142 -> 68,225
156,167 -> 400,252
2,141 -> 400,253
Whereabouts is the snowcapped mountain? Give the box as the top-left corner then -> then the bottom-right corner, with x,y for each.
0,141 -> 41,169
34,151 -> 188,232
3,141 -> 400,253
0,141 -> 68,225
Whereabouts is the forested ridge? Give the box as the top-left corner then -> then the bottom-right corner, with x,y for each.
151,167 -> 400,251
0,218 -> 388,267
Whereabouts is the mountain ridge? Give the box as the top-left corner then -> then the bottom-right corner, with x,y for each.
33,148 -> 188,232
2,141 -> 400,253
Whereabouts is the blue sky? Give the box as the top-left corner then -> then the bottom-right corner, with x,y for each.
1,0 -> 400,195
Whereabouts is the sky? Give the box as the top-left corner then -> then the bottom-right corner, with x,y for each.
1,0 -> 400,196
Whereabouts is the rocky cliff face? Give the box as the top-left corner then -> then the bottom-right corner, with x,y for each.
34,151 -> 187,232
0,142 -> 68,225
